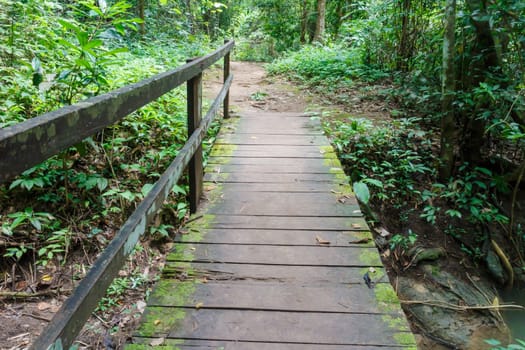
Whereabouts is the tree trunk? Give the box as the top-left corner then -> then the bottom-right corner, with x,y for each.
313,0 -> 326,43
333,0 -> 345,40
300,1 -> 309,43
138,0 -> 145,35
439,0 -> 457,180
461,0 -> 500,165
396,0 -> 412,71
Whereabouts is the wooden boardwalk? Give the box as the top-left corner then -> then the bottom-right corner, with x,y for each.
127,111 -> 416,349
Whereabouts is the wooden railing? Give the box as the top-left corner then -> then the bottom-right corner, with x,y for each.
0,39 -> 234,349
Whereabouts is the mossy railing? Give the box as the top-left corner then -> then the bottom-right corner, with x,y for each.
0,40 -> 234,349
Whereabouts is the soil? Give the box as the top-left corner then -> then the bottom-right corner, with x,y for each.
1,61 -> 521,349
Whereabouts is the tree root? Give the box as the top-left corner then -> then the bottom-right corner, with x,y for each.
491,239 -> 514,288
0,289 -> 68,299
399,298 -> 524,311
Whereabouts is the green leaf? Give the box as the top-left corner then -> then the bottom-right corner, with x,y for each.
353,181 -> 370,204
29,218 -> 42,231
58,19 -> 81,34
172,184 -> 187,195
141,183 -> 154,197
120,190 -> 136,202
84,39 -> 104,50
97,178 -> 109,192
362,178 -> 383,188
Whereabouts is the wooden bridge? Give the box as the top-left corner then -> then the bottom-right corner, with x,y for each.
126,110 -> 416,349
0,40 -> 415,349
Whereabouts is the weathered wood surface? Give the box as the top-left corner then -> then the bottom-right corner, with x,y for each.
129,112 -> 416,349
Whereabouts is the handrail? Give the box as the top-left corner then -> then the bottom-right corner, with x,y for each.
0,40 -> 235,349
0,40 -> 234,183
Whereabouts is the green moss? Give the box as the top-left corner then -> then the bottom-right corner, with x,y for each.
147,281 -> 198,306
209,143 -> 237,157
359,248 -> 382,266
430,264 -> 441,276
186,214 -> 215,230
374,283 -> 401,312
373,284 -> 416,346
133,306 -> 186,337
323,157 -> 342,167
332,182 -> 354,196
394,332 -> 417,347
166,244 -> 196,262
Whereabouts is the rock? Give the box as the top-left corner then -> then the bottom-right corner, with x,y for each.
513,266 -> 525,284
485,248 -> 508,285
397,265 -> 509,348
408,247 -> 446,265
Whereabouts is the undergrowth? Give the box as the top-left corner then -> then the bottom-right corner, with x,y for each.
268,44 -> 520,273
0,3 -> 222,318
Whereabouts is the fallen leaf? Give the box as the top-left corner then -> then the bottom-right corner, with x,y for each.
201,277 -> 208,284
149,338 -> 165,346
136,300 -> 147,313
379,227 -> 390,237
40,274 -> 53,283
154,319 -> 161,326
195,302 -> 204,309
316,235 -> 331,245
349,237 -> 371,244
37,302 -> 52,311
352,210 -> 362,214
369,267 -> 376,274
351,223 -> 362,229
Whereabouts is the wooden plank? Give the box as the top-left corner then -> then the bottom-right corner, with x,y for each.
204,172 -> 345,183
129,338 -> 410,349
230,121 -> 322,135
205,162 -> 344,174
211,144 -> 334,158
238,111 -> 318,118
205,215 -> 368,231
216,133 -> 328,146
178,229 -> 372,247
203,182 -> 351,193
167,244 -> 382,267
205,192 -> 359,217
207,156 -> 342,168
135,308 -> 410,345
162,262 -> 387,284
147,281 -> 388,314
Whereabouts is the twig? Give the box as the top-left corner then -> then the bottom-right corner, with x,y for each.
0,289 -> 70,299
22,312 -> 52,322
184,214 -> 204,225
7,332 -> 30,341
91,312 -> 111,329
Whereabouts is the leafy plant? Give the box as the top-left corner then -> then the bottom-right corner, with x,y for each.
390,230 -> 418,251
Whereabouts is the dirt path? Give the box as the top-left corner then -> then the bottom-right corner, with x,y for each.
204,61 -> 311,113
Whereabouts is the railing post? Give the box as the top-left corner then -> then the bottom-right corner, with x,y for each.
187,58 -> 203,213
223,39 -> 231,119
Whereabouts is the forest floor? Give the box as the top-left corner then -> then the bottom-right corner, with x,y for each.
0,61 -> 518,349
